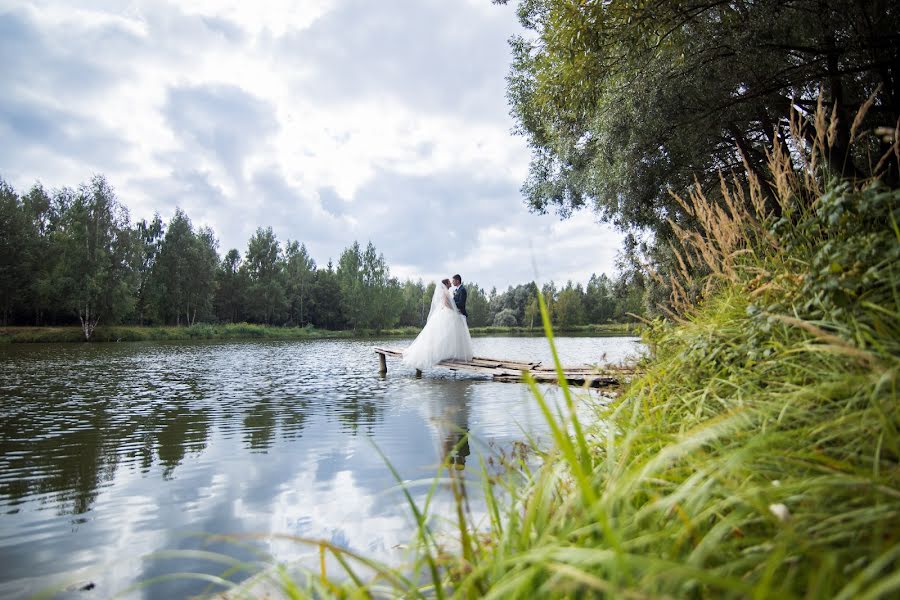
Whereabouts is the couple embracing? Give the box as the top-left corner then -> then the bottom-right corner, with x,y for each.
402,274 -> 474,370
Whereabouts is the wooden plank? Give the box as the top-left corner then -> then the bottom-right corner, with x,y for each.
373,346 -> 627,388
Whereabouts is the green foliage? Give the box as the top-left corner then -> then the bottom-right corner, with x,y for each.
245,226 -> 287,325
551,281 -> 585,327
0,174 -> 644,337
336,241 -> 402,330
464,283 -> 491,327
492,308 -> 518,327
0,179 -> 29,325
214,248 -> 247,323
506,0 -> 898,227
283,240 -> 316,326
502,0 -> 900,315
53,176 -> 136,339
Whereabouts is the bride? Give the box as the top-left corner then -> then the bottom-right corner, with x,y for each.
402,279 -> 474,370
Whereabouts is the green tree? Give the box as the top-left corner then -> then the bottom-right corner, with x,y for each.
465,283 -> 491,327
283,240 -> 316,326
187,226 -> 219,324
336,241 -> 401,330
493,308 -> 518,327
21,183 -> 61,325
501,0 -> 899,267
215,248 -> 247,323
309,260 -> 345,329
245,227 -> 286,325
524,297 -> 539,329
53,175 -> 136,339
398,279 -> 427,327
553,281 -> 586,327
134,213 -> 164,325
0,180 -> 28,324
585,273 -> 615,323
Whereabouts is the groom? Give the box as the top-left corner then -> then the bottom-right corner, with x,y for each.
452,274 -> 467,318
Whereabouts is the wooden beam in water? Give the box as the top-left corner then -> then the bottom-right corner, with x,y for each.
374,347 -> 626,388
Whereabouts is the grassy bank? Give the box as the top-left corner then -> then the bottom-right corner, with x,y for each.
0,322 -> 636,344
0,323 -> 356,344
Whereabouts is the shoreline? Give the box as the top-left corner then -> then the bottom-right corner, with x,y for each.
0,323 -> 639,344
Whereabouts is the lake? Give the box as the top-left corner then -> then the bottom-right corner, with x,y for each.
0,336 -> 642,598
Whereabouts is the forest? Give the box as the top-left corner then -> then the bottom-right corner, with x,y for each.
0,175 -> 645,339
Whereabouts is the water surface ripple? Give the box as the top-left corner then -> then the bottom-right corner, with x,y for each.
0,336 -> 642,598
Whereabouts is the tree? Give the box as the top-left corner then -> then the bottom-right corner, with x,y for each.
53,175 -> 136,339
501,0 -> 900,263
245,227 -> 286,325
0,180 -> 28,325
524,297 -> 539,329
186,226 -> 219,324
215,249 -> 247,323
489,282 -> 538,325
308,260 -> 345,329
20,183 -> 60,325
493,308 -> 518,327
465,283 -> 491,327
585,273 -> 615,323
398,279 -> 427,327
283,240 -> 316,326
553,281 -> 586,327
151,210 -> 219,325
336,241 -> 400,330
134,213 -> 164,325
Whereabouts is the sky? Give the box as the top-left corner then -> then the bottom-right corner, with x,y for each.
0,0 -> 624,290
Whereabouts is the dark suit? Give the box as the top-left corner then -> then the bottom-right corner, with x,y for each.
453,284 -> 468,317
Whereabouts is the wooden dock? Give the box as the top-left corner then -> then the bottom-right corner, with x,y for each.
374,347 -> 632,388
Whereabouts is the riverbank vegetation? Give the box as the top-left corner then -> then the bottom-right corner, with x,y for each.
0,322 -> 636,344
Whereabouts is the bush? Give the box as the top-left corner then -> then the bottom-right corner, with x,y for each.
492,308 -> 518,327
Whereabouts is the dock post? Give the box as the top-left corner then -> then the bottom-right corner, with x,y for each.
378,352 -> 387,375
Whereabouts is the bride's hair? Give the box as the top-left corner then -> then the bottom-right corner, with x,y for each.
441,278 -> 451,288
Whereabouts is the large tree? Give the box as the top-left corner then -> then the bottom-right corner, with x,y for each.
134,213 -> 164,325
0,180 -> 28,325
500,0 -> 899,236
53,176 -> 136,339
336,241 -> 401,330
245,227 -> 286,325
283,240 -> 316,326
153,210 -> 218,325
215,248 -> 247,323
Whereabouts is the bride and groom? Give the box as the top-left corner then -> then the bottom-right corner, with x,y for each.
402,274 -> 474,370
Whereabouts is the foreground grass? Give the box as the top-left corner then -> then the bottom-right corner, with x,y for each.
0,322 -> 635,344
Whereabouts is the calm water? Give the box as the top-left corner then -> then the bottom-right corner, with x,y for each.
0,336 -> 642,599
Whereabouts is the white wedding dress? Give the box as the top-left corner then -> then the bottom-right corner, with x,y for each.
402,283 -> 474,370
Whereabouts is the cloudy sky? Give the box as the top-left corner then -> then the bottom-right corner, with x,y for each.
0,0 -> 623,290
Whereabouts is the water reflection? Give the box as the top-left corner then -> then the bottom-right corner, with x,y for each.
428,380 -> 472,470
0,336 -> 643,598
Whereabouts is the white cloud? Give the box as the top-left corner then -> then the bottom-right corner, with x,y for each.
0,0 -> 623,290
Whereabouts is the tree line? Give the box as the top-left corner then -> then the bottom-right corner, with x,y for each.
0,175 -> 645,338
